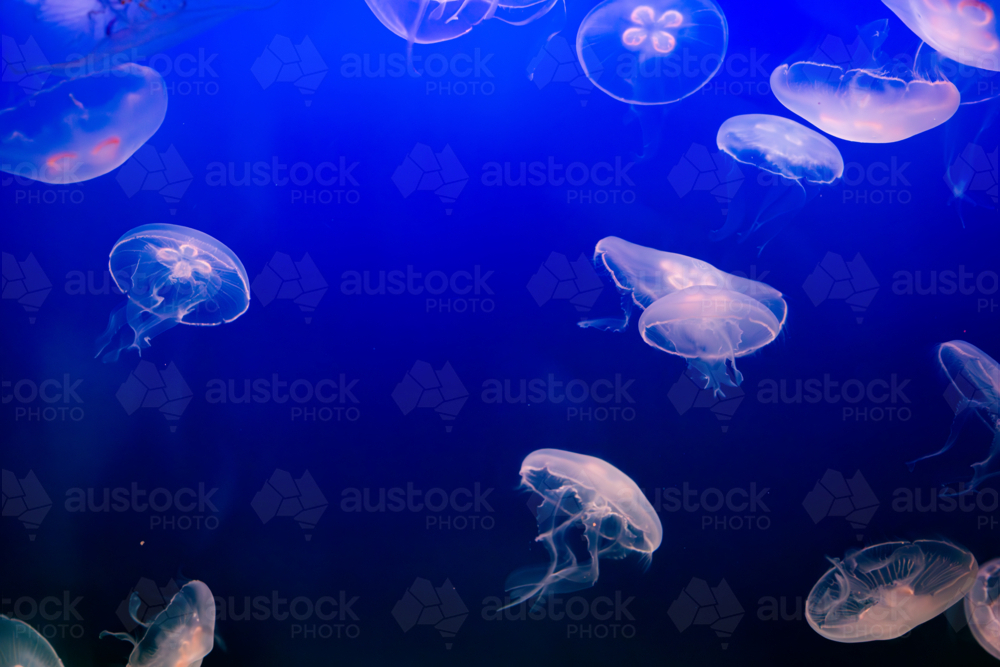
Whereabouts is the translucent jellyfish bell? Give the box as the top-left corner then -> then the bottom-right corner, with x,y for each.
0,614 -> 65,667
576,0 -> 729,105
907,340 -> 1000,493
578,236 -> 787,332
0,63 -> 167,185
638,285 -> 782,393
96,224 -> 250,363
806,540 -> 979,643
966,558 -> 1000,659
101,580 -> 215,667
770,58 -> 961,143
883,0 -> 1000,72
717,115 -> 844,183
505,448 -> 661,608
365,0 -> 558,47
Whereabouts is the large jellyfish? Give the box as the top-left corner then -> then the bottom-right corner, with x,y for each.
638,285 -> 782,394
578,236 -> 787,332
504,448 -> 661,609
907,340 -> 1000,493
0,614 -> 65,667
883,0 -> 1000,72
576,0 -> 728,104
966,557 -> 1000,659
0,63 -> 166,185
806,540 -> 979,643
96,224 -> 250,363
101,580 -> 215,667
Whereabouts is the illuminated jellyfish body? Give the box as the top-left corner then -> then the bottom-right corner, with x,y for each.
713,114 -> 844,244
101,580 -> 215,667
578,236 -> 787,332
966,558 -> 1000,659
771,54 -> 961,142
20,0 -> 270,67
576,0 -> 728,104
505,449 -> 661,608
0,63 -> 166,185
908,341 -> 1000,493
638,285 -> 782,394
96,224 -> 250,363
365,0 -> 558,47
883,0 -> 1000,72
0,614 -> 65,667
806,540 -> 979,643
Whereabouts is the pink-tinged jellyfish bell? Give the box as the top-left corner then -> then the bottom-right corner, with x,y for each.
0,614 -> 66,667
883,0 -> 1000,72
806,540 -> 979,643
770,60 -> 961,143
504,449 -> 661,609
638,285 -> 783,394
717,115 -> 845,184
101,580 -> 215,667
0,63 -> 166,185
365,0 -> 557,47
966,557 -> 1000,659
96,224 -> 250,363
577,0 -> 728,105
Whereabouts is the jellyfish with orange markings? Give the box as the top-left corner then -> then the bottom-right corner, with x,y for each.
0,63 -> 166,184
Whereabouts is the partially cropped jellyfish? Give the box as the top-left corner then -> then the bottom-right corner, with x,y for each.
713,114 -> 845,245
96,224 -> 250,363
578,236 -> 787,332
0,63 -> 166,185
576,0 -> 728,104
638,285 -> 782,394
504,449 -> 661,609
771,20 -> 961,143
0,614 -> 65,667
806,539 -> 979,643
883,0 -> 1000,72
102,580 -> 215,667
966,558 -> 1000,659
908,341 -> 1000,493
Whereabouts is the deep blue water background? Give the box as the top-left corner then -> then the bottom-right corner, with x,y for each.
2,1 -> 998,665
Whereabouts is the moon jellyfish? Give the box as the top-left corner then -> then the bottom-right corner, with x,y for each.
96,224 -> 250,363
578,236 -> 787,332
966,558 -> 1000,659
101,580 -> 215,667
505,448 -> 661,608
0,615 -> 65,667
576,0 -> 728,104
0,63 -> 166,185
638,285 -> 782,394
712,114 -> 844,245
883,0 -> 1000,72
908,341 -> 1000,493
771,20 -> 961,143
806,540 -> 979,643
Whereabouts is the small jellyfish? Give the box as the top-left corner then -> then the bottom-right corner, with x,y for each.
0,63 -> 166,185
578,236 -> 787,332
713,114 -> 844,245
806,539 -> 979,643
576,0 -> 728,105
966,557 -> 1000,659
908,340 -> 1000,494
102,580 -> 215,667
638,285 -> 782,393
96,224 -> 250,363
505,448 -> 661,608
0,614 -> 65,667
883,0 -> 1000,72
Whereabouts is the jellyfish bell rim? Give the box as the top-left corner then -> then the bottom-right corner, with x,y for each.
715,113 -> 845,184
0,614 -> 66,667
881,0 -> 1000,73
964,557 -> 1000,659
938,340 -> 1000,397
107,223 -> 251,325
520,448 -> 663,552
